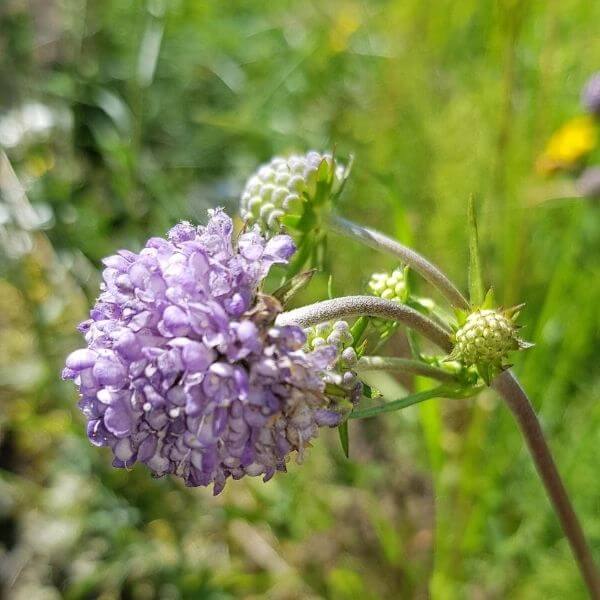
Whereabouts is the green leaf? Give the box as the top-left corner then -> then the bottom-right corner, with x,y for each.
406,329 -> 421,359
361,382 -> 383,400
280,214 -> 302,229
285,235 -> 313,277
476,362 -> 494,386
338,420 -> 349,458
350,385 -> 482,420
272,269 -> 316,308
350,387 -> 447,419
482,287 -> 495,309
467,195 -> 484,307
350,316 -> 370,346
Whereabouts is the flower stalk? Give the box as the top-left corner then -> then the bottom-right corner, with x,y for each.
276,295 -> 452,350
328,213 -> 470,310
356,356 -> 459,383
279,294 -> 599,597
493,372 -> 600,598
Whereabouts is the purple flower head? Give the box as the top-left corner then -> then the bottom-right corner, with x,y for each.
582,72 -> 600,115
63,209 -> 345,494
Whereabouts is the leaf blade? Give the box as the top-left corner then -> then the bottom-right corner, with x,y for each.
468,195 -> 484,307
338,420 -> 349,458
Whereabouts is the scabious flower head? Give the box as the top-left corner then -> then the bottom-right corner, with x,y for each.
62,209 -> 348,494
305,320 -> 362,407
240,151 -> 346,234
582,72 -> 600,115
449,308 -> 532,384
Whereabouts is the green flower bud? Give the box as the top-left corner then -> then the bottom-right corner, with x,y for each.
449,308 -> 533,384
368,267 -> 408,303
367,267 -> 410,337
240,151 -> 345,233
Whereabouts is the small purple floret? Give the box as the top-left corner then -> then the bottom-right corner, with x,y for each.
63,209 -> 344,493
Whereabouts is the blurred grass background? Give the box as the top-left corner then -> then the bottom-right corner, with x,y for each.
1,1 -> 599,598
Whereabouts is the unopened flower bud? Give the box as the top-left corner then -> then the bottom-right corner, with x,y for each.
368,267 -> 407,303
305,320 -> 362,403
449,308 -> 533,384
341,347 -> 358,368
368,267 -> 414,338
240,151 -> 346,233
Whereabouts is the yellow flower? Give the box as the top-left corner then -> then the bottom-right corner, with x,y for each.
537,116 -> 597,174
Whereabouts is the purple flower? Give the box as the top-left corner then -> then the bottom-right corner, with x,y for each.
63,209 -> 346,493
582,72 -> 600,115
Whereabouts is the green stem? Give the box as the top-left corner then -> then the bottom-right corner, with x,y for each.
328,213 -> 470,310
493,372 -> 600,598
276,296 -> 452,350
356,356 -> 458,383
280,294 -> 599,596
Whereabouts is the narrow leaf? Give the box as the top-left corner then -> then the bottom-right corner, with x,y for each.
350,384 -> 481,420
361,382 -> 383,400
350,316 -> 370,346
338,421 -> 349,458
350,387 -> 447,420
482,287 -> 495,310
467,195 -> 484,307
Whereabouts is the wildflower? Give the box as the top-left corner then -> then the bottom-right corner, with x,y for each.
240,151 -> 346,234
63,209 -> 350,493
536,116 -> 597,174
582,72 -> 600,115
448,307 -> 532,384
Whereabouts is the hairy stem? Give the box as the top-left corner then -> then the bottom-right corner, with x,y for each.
356,356 -> 458,383
328,213 -> 470,310
280,294 -> 599,596
493,371 -> 600,598
276,296 -> 452,350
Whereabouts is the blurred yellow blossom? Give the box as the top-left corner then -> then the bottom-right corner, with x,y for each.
329,7 -> 360,53
537,116 -> 597,174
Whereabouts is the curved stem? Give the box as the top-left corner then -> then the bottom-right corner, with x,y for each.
357,356 -> 458,383
493,371 -> 600,598
328,213 -> 470,310
280,294 -> 598,595
276,295 -> 452,350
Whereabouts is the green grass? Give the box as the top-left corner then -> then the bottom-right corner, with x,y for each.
1,1 -> 599,597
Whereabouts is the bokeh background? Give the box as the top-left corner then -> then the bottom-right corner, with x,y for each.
1,1 -> 599,598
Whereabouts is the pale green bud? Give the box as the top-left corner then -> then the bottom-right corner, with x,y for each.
367,267 -> 410,336
240,151 -> 345,233
368,267 -> 408,303
449,308 -> 533,383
